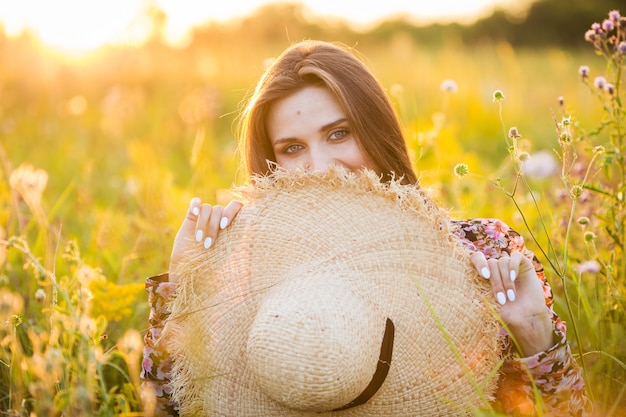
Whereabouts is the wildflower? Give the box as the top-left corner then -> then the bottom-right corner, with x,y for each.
561,116 -> 571,126
508,127 -> 521,139
594,76 -> 607,89
559,132 -> 572,143
35,288 -> 46,303
618,41 -> 626,54
517,151 -> 530,162
602,19 -> 615,32
609,10 -> 621,22
584,30 -> 597,43
591,22 -> 601,32
605,83 -> 615,95
577,216 -> 590,226
440,79 -> 458,93
575,260 -> 601,274
76,265 -> 101,287
558,96 -> 565,106
521,150 -> 558,179
593,145 -> 605,155
578,65 -> 590,79
9,163 -> 48,208
492,90 -> 505,102
453,163 -> 469,178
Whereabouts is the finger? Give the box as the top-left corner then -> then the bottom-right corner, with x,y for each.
219,200 -> 244,229
470,251 -> 491,279
508,251 -> 523,283
204,204 -> 224,249
497,256 -> 516,303
195,203 -> 213,245
487,258 -> 507,306
179,198 -> 202,240
187,197 -> 201,221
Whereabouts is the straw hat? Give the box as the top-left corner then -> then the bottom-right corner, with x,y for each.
165,167 -> 502,416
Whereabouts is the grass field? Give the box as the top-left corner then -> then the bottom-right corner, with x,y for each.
0,12 -> 624,416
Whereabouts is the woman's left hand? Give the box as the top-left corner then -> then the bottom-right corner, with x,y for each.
470,251 -> 555,357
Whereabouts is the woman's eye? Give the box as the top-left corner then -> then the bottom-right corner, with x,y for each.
284,144 -> 304,154
329,129 -> 349,141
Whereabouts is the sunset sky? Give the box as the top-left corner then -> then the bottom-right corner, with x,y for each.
0,0 -> 531,51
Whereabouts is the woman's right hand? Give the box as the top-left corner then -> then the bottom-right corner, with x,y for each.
169,197 -> 244,283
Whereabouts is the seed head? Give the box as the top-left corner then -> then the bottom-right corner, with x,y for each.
577,216 -> 590,226
570,185 -> 583,199
584,231 -> 596,242
594,76 -> 607,89
560,132 -> 572,143
453,163 -> 469,178
593,145 -> 605,155
508,126 -> 521,139
517,151 -> 530,162
492,90 -> 505,102
35,288 -> 46,303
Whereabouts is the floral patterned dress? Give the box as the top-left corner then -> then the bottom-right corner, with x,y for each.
140,218 -> 591,416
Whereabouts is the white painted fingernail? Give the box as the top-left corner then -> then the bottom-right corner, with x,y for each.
510,270 -> 517,282
481,267 -> 491,279
497,292 -> 507,305
192,206 -> 199,216
220,217 -> 229,230
195,229 -> 203,242
507,289 -> 516,302
204,237 -> 213,249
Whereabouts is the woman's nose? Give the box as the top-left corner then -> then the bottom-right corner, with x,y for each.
307,150 -> 334,172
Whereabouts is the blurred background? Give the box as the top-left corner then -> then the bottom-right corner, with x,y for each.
1,0 -> 625,415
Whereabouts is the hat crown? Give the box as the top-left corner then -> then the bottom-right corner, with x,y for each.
247,269 -> 383,411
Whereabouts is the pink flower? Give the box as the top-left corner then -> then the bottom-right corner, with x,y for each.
575,260 -> 601,274
594,76 -> 607,89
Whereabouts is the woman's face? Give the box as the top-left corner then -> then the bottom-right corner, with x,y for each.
267,86 -> 373,173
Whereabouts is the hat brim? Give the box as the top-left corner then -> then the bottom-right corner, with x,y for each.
165,167 -> 502,416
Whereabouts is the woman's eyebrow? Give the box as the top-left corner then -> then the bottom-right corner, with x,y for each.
320,118 -> 348,132
271,118 -> 348,146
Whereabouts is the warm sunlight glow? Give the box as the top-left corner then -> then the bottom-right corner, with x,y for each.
0,0 -> 150,52
0,0 -> 530,51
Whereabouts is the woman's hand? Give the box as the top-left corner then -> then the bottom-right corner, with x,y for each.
471,251 -> 555,357
169,197 -> 244,283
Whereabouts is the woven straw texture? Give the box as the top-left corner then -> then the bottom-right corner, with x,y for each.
165,168 -> 502,416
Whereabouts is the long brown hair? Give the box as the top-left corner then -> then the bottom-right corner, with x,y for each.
237,40 -> 417,185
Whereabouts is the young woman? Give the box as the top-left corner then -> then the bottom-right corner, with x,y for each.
141,40 -> 591,416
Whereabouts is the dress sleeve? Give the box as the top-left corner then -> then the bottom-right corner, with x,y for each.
140,273 -> 180,417
451,218 -> 592,416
